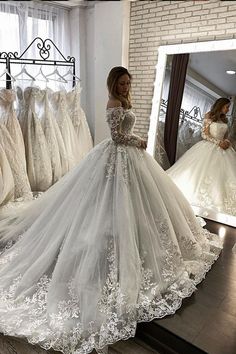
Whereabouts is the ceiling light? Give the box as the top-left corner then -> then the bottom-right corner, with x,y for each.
226,70 -> 236,75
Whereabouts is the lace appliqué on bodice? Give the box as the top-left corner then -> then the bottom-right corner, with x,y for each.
201,118 -> 228,145
106,107 -> 142,148
105,107 -> 143,183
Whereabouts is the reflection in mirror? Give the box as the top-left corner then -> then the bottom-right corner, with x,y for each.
150,40 -> 236,226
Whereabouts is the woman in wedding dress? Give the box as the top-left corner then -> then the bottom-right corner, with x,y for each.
0,67 -> 222,354
168,98 -> 236,216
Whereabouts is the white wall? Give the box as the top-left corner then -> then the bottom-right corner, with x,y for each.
69,6 -> 95,136
71,1 -> 130,145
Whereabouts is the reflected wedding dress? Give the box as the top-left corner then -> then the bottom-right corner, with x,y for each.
168,117 -> 236,216
0,107 -> 222,354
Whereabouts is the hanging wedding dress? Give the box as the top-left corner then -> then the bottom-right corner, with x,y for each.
0,89 -> 26,169
155,108 -> 170,170
0,89 -> 32,201
52,90 -> 83,169
17,87 -> 52,192
168,117 -> 236,216
0,91 -> 15,206
0,143 -> 14,206
176,119 -> 202,160
40,89 -> 62,184
46,89 -> 69,177
0,107 -> 222,354
67,85 -> 93,159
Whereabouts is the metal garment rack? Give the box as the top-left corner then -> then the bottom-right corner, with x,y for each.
0,37 -> 76,89
161,98 -> 203,125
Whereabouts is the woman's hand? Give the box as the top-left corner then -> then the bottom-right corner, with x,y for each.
219,139 -> 231,150
140,139 -> 147,149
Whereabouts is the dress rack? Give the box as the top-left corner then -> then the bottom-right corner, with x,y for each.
161,98 -> 203,125
0,37 -> 76,89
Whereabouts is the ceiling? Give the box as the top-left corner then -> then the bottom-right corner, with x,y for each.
189,50 -> 236,96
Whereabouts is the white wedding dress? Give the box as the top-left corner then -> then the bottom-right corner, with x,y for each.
0,107 -> 222,354
0,89 -> 32,201
168,118 -> 236,216
66,85 -> 93,159
18,87 -> 53,192
51,90 -> 83,169
176,120 -> 202,160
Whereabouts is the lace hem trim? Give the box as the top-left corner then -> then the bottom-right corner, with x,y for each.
0,233 -> 222,354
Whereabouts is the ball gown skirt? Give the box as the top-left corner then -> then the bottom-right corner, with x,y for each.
0,107 -> 222,354
167,139 -> 236,216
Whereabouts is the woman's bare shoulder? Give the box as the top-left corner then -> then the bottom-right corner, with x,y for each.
106,98 -> 122,109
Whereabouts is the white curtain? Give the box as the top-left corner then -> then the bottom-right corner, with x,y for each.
0,1 -> 71,89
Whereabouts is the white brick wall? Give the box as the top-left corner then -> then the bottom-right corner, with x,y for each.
129,0 -> 236,138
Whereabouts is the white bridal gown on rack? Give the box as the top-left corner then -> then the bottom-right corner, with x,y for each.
0,143 -> 14,206
67,85 -> 93,158
45,89 -> 69,177
176,119 -> 202,160
17,87 -> 52,192
168,117 -> 236,216
40,89 -> 62,184
0,89 -> 32,201
0,107 -> 222,354
52,90 -> 83,169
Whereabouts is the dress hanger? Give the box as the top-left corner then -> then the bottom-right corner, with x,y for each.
62,67 -> 81,82
14,64 -> 36,81
46,66 -> 67,83
34,66 -> 49,82
0,68 -> 16,82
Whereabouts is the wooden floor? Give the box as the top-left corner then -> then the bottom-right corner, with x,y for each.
0,335 -> 159,354
153,219 -> 236,354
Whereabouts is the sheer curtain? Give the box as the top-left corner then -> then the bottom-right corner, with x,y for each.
0,1 -> 71,88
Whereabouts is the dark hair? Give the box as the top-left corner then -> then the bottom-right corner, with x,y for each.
107,66 -> 132,109
208,97 -> 230,123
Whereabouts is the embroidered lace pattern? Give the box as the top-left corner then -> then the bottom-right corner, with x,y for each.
195,175 -> 236,215
104,107 -> 144,183
224,180 -> 236,215
104,141 -> 129,183
0,219 -> 222,354
201,118 -> 220,145
106,107 -> 142,148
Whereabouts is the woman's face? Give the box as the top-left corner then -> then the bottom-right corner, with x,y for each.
117,74 -> 131,97
221,103 -> 230,114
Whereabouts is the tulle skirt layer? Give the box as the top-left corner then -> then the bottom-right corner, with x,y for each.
168,140 -> 236,216
0,139 -> 222,354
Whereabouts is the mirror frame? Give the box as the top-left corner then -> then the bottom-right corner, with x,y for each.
147,38 -> 236,156
147,39 -> 236,227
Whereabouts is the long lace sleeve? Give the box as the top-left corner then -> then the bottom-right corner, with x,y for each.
201,118 -> 220,145
107,107 -> 142,147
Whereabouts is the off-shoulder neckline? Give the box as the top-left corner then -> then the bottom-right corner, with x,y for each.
106,106 -> 131,111
106,106 -> 123,110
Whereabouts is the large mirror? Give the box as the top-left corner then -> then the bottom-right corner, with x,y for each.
148,39 -> 236,227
